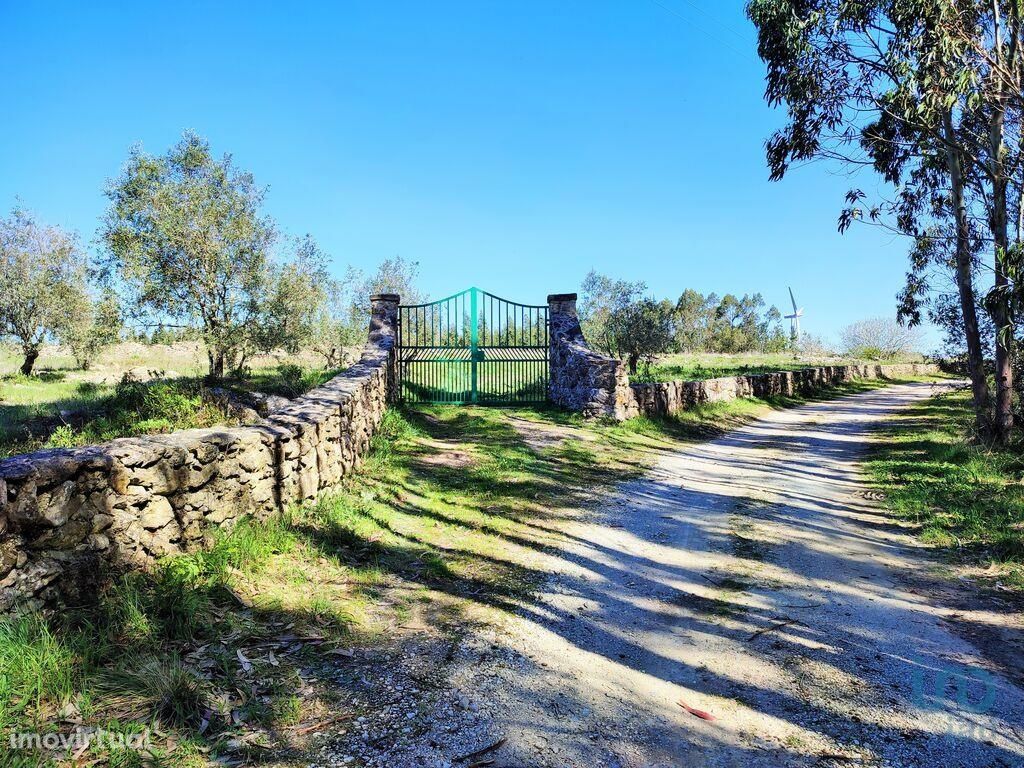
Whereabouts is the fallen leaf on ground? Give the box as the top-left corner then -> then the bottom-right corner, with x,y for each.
678,701 -> 716,721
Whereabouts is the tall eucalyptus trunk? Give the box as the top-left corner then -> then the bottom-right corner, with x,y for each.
990,154 -> 1015,443
944,111 -> 992,434
985,1 -> 1016,443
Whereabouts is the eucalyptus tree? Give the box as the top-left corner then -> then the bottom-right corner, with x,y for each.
710,293 -> 787,353
0,208 -> 88,375
674,289 -> 718,352
102,132 -> 276,379
747,0 -> 1024,441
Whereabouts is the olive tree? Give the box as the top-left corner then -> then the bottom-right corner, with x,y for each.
101,132 -> 276,379
247,235 -> 333,368
61,291 -> 123,370
307,267 -> 364,368
307,255 -> 426,367
579,271 -> 674,375
0,208 -> 88,375
355,255 -> 425,306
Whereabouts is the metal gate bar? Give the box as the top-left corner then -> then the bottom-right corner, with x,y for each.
397,287 -> 549,404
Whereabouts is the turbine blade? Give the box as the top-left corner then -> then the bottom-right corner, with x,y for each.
788,286 -> 798,313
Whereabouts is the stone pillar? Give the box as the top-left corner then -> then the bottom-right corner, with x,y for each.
548,292 -> 579,320
547,293 -> 638,421
369,293 -> 400,402
369,293 -> 400,345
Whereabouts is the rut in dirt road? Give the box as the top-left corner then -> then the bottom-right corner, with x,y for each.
451,381 -> 1024,768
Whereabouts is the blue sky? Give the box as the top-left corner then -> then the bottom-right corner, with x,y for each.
0,1 -> 931,347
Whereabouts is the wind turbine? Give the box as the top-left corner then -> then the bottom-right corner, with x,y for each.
785,286 -> 804,341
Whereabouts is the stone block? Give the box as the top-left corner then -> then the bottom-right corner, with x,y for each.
140,496 -> 176,531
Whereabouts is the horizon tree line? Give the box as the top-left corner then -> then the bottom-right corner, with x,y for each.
579,270 -> 791,375
4,130 -> 929,388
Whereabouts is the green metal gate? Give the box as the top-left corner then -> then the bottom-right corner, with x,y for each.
397,287 -> 549,404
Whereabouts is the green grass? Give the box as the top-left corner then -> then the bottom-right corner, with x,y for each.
0,403 -> 672,765
867,388 -> 1024,589
0,376 -> 236,458
0,614 -> 81,731
0,374 -> 115,456
0,361 -> 345,458
0,377 -> 917,765
237,362 -> 344,398
633,351 -> 924,383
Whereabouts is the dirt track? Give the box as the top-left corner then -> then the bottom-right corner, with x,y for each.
442,381 -> 1024,768
308,381 -> 1024,768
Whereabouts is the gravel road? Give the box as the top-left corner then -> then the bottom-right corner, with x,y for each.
311,381 -> 1024,768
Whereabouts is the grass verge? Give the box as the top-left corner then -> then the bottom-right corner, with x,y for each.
867,386 -> 1024,590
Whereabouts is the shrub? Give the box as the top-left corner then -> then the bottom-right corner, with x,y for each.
277,362 -> 303,387
75,380 -> 100,397
48,425 -> 77,448
45,374 -> 232,449
114,373 -> 204,425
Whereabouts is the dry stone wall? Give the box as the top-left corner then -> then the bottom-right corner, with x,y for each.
0,294 -> 400,613
629,363 -> 940,417
546,293 -> 938,421
547,293 -> 639,421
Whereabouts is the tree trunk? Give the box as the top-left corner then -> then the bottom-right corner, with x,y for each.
20,347 -> 39,376
208,349 -> 225,380
992,294 -> 1015,443
627,351 -> 640,375
943,112 -> 991,434
233,350 -> 249,378
988,60 -> 1015,443
990,175 -> 1015,443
